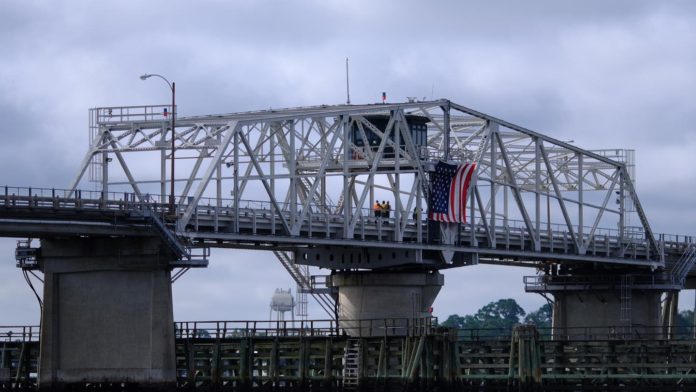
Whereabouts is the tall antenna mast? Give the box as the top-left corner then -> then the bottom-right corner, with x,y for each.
345,57 -> 351,105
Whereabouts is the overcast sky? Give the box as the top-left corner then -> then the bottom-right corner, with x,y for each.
1,0 -> 695,325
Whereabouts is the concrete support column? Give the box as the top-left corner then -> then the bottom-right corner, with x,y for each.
329,270 -> 443,336
551,290 -> 662,339
38,237 -> 176,391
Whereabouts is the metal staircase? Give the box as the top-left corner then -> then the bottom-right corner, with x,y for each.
272,250 -> 335,319
670,243 -> 696,285
342,339 -> 361,391
133,206 -> 208,268
297,176 -> 335,214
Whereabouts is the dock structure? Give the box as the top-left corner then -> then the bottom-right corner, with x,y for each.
3,322 -> 696,391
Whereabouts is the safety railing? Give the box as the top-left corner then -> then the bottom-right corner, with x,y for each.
0,326 -> 40,342
5,321 -> 696,343
93,104 -> 174,124
456,324 -> 695,342
0,185 -> 684,261
174,317 -> 437,339
0,319 -> 437,343
523,274 -> 681,291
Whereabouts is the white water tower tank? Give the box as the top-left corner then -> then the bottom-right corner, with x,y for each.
269,288 -> 295,322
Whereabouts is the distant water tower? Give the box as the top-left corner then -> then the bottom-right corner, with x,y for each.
269,288 -> 295,322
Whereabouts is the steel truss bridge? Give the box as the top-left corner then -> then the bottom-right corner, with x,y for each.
2,99 -> 695,316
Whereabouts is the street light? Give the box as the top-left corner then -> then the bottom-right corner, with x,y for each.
140,73 -> 176,216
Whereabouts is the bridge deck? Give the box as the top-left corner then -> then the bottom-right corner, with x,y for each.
0,187 -> 691,270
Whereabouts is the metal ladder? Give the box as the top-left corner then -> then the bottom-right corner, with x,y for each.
620,275 -> 633,323
343,339 -> 361,391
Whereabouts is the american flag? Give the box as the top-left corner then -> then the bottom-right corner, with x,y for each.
429,161 -> 476,223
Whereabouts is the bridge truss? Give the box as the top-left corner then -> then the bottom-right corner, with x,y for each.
68,100 -> 665,271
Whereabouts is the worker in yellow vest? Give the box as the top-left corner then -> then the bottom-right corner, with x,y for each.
373,200 -> 381,218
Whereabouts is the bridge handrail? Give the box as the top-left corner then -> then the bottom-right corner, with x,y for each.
523,274 -> 680,290
93,104 -> 173,124
5,321 -> 696,342
456,324 -> 695,341
4,185 -> 694,261
174,317 -> 437,338
0,326 -> 40,342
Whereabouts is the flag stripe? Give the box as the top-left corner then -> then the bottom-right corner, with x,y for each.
428,161 -> 476,224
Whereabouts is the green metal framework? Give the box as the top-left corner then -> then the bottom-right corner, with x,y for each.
4,324 -> 696,391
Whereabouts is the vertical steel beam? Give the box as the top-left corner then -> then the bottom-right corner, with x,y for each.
160,148 -> 167,203
443,102 -> 451,161
578,153 -> 584,254
270,124 -> 276,234
618,167 -> 625,246
289,121 -> 297,226
216,133 -> 222,210
319,120 -> 327,212
160,125 -> 167,203
342,115 -> 351,238
234,129 -> 240,233
416,173 -> 422,244
101,150 -> 109,196
489,121 -> 498,248
535,138 -> 541,248
394,110 -> 402,242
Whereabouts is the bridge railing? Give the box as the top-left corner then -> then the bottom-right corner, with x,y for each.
456,324 -> 693,341
174,317 -> 437,338
0,186 -> 172,215
93,104 -> 173,124
2,185 -> 689,263
0,326 -> 40,342
5,322 -> 692,343
523,274 -> 681,291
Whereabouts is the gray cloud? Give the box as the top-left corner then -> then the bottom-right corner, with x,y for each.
1,0 -> 695,324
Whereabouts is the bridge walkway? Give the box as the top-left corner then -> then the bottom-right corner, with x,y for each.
0,187 -> 691,270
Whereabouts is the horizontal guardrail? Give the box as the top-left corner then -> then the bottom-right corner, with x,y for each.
0,185 -> 686,264
0,326 -> 40,342
523,274 -> 682,291
5,321 -> 696,342
174,317 -> 437,338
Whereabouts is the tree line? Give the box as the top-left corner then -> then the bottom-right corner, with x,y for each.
440,299 -> 551,332
441,299 -> 696,339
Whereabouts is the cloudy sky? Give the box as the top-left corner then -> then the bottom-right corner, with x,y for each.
1,0 -> 695,325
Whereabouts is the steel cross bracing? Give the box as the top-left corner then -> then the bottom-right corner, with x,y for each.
60,100 -> 672,273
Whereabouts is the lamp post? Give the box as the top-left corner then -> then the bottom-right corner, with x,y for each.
140,73 -> 176,216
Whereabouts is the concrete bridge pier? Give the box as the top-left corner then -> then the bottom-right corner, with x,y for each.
329,270 -> 443,336
527,274 -> 668,339
551,289 -> 663,338
38,237 -> 176,391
